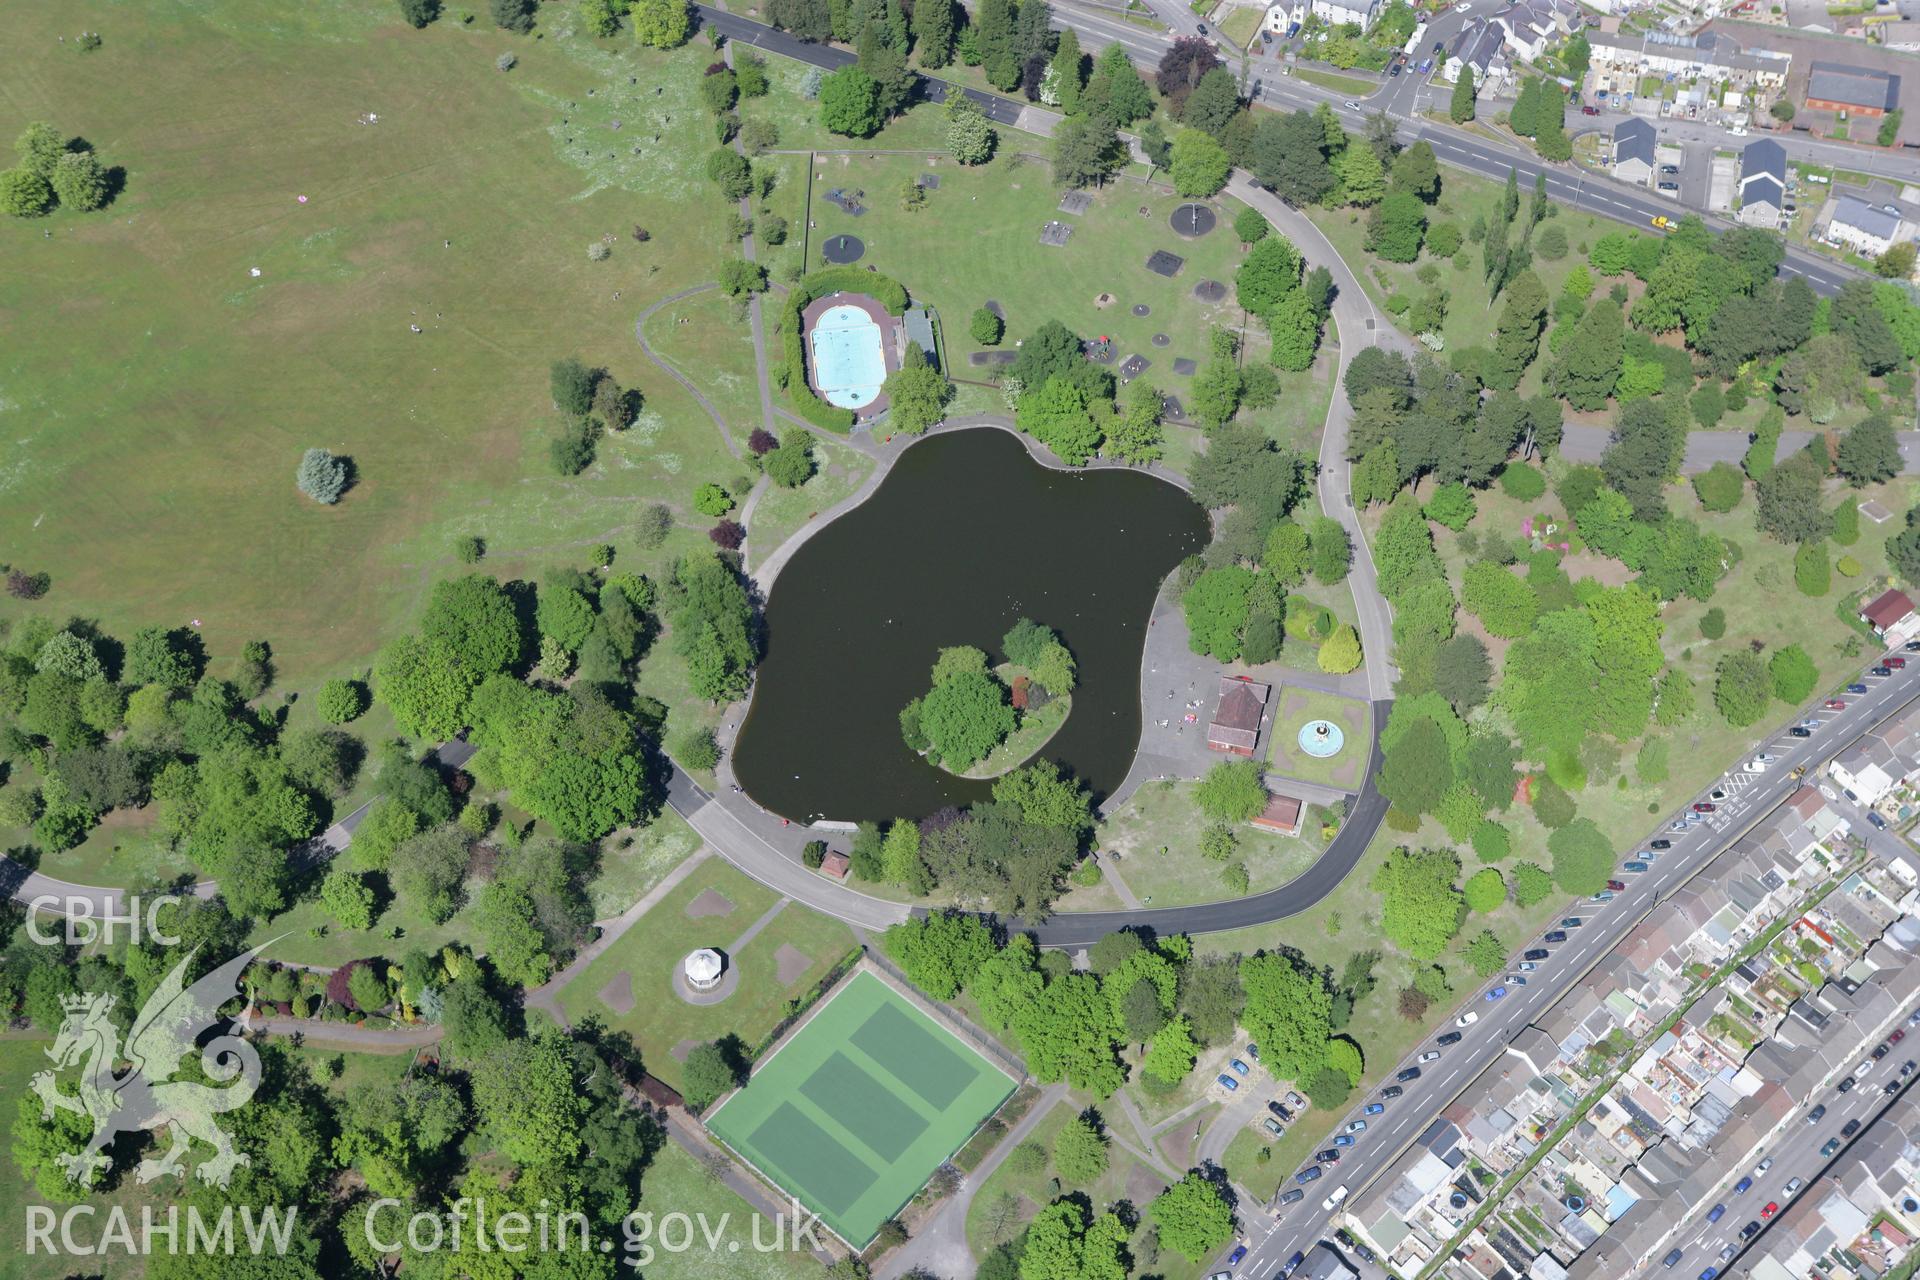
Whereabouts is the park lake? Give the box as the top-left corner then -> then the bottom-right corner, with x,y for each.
733,428 -> 1208,822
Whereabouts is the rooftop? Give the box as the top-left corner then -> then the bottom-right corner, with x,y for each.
1807,61 -> 1901,111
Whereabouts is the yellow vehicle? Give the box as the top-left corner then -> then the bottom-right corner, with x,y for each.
1650,215 -> 1672,230
1790,765 -> 1807,780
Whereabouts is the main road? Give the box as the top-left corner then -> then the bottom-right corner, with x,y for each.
1232,660 -> 1920,1276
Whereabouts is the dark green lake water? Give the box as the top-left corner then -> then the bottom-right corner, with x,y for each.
732,428 -> 1208,823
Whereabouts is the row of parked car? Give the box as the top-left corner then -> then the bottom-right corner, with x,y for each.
1665,1005 -> 1920,1278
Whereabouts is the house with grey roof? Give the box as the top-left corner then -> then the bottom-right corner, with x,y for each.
1444,18 -> 1511,93
1612,117 -> 1657,186
1737,139 -> 1787,228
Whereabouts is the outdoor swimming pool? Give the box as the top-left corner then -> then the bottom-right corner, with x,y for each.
809,302 -> 888,409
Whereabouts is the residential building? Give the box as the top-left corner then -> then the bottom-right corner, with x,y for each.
1490,0 -> 1583,63
1737,137 -> 1787,228
1613,117 -> 1657,185
1312,0 -> 1382,31
1823,193 -> 1911,259
1444,17 -> 1511,91
1585,29 -> 1790,90
1206,676 -> 1270,755
1805,61 -> 1901,117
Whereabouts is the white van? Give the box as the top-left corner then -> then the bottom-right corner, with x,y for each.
1322,1184 -> 1350,1211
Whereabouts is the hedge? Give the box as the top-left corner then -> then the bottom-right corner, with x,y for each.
773,266 -> 914,433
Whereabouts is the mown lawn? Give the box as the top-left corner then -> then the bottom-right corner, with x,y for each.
622,1141 -> 825,1280
1266,686 -> 1372,791
1088,777 -> 1328,908
553,859 -> 855,1091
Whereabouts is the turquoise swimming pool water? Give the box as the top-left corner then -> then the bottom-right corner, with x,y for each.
809,303 -> 887,409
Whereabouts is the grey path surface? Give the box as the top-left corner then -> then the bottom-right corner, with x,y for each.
877,1083 -> 1072,1280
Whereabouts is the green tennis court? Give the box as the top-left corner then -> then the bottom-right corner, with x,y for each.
706,970 -> 1015,1246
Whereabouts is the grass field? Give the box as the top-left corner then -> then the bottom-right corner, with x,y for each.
622,1142 -> 823,1280
706,970 -> 1015,1247
1266,685 -> 1372,791
554,859 -> 855,1092
745,432 -> 878,577
1086,776 -> 1328,908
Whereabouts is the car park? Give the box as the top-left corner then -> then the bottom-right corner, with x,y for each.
1420,1049 -> 1442,1061
1438,1031 -> 1463,1045
1364,1102 -> 1385,1115
1396,1067 -> 1422,1082
1842,1118 -> 1862,1137
1381,1085 -> 1404,1098
1217,1074 -> 1239,1091
1296,1165 -> 1323,1183
1278,1188 -> 1305,1205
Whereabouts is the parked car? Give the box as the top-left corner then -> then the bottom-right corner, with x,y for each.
1876,1043 -> 1892,1059
1381,1085 -> 1404,1098
1456,1011 -> 1480,1027
1295,1165 -> 1323,1184
1842,1118 -> 1862,1137
1720,1244 -> 1737,1261
1525,948 -> 1550,960
1784,1178 -> 1801,1195
1658,180 -> 1680,191
1892,1029 -> 1906,1044
1591,891 -> 1616,903
1790,726 -> 1813,738
1825,698 -> 1848,709
1390,63 -> 1402,75
1905,1059 -> 1919,1077
1286,1091 -> 1305,1107
1279,1251 -> 1304,1278
1623,861 -> 1651,873
1396,1067 -> 1422,1082
1278,1188 -> 1306,1205
1520,959 -> 1541,969
1887,1079 -> 1902,1096
1607,880 -> 1626,891
1229,1059 -> 1250,1076
1217,1074 -> 1239,1091
1316,1148 -> 1341,1163
1838,1076 -> 1856,1093
1544,930 -> 1568,942
1322,1184 -> 1349,1212
1692,802 -> 1717,812
1663,1249 -> 1684,1269
1887,656 -> 1907,668
1848,682 -> 1870,693
1706,1203 -> 1726,1223
1873,665 -> 1894,676
1332,1134 -> 1355,1147
1660,163 -> 1680,175
1508,975 -> 1529,985
1364,1102 -> 1385,1115
1562,917 -> 1586,928
1264,1118 -> 1285,1137
1734,1176 -> 1753,1194
1745,758 -> 1769,772
1821,1137 -> 1842,1157
1268,1101 -> 1291,1120
1226,1243 -> 1247,1267
1485,986 -> 1508,1001
1756,1157 -> 1773,1172
1761,1202 -> 1779,1219
1906,639 -> 1920,651
1438,1031 -> 1463,1045
1346,1119 -> 1367,1133
1650,839 -> 1673,850
1246,1043 -> 1259,1061
1870,811 -> 1889,829
1740,1220 -> 1761,1240
1582,104 -> 1601,115
1809,1104 -> 1828,1123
